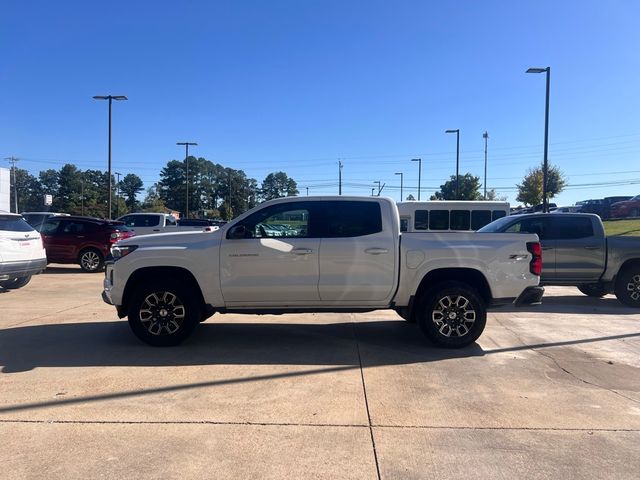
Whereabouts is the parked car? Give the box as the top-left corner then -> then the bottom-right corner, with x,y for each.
21,211 -> 70,231
579,196 -> 632,219
117,213 -> 210,236
479,213 -> 640,307
40,216 -> 134,272
610,195 -> 640,218
103,196 -> 543,348
0,212 -> 47,289
551,206 -> 582,213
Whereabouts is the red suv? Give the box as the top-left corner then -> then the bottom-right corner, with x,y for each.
40,216 -> 135,272
610,195 -> 640,218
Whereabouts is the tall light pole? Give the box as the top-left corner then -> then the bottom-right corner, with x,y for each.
445,129 -> 460,199
176,142 -> 198,218
483,131 -> 489,199
5,156 -> 19,213
395,172 -> 403,202
93,95 -> 127,219
306,187 -> 309,196
338,160 -> 343,195
527,66 -> 551,212
411,158 -> 422,200
115,171 -> 122,218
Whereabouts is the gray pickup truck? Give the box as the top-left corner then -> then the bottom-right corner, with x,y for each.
479,213 -> 640,307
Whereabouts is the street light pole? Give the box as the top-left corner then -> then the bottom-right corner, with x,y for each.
445,129 -> 460,199
338,160 -> 343,195
93,95 -> 127,219
411,158 -> 421,200
483,131 -> 489,199
5,156 -> 19,213
177,142 -> 198,218
115,171 -> 122,218
395,172 -> 403,202
527,67 -> 551,212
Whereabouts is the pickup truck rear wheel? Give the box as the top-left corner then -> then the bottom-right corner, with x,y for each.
577,283 -> 608,298
417,281 -> 487,348
615,266 -> 640,308
128,282 -> 201,346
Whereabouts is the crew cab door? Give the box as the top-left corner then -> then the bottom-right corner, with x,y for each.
219,201 -> 321,305
317,200 -> 397,303
548,216 -> 605,282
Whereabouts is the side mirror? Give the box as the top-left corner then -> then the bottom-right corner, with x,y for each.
228,225 -> 247,239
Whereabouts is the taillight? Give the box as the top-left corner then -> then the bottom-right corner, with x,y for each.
109,232 -> 121,244
527,241 -> 542,276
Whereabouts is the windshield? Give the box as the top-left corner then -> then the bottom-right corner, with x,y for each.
477,215 -> 514,232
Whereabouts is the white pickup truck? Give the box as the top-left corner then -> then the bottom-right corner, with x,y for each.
103,197 -> 543,348
116,213 -> 215,236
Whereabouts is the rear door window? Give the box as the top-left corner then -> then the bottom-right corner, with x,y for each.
548,217 -> 594,240
321,201 -> 382,237
414,210 -> 428,230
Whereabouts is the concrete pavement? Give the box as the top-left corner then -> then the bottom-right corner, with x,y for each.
1,266 -> 639,479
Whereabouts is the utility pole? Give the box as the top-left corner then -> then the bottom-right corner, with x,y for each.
483,131 -> 489,199
81,174 -> 85,216
5,156 -> 19,213
115,172 -> 122,218
338,160 -> 343,195
445,129 -> 460,199
374,181 -> 381,196
306,187 -> 309,196
526,67 -> 551,212
176,142 -> 198,218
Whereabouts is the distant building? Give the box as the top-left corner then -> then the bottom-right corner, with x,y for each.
0,167 -> 10,212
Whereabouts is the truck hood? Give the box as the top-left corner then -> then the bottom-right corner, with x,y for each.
116,228 -> 223,248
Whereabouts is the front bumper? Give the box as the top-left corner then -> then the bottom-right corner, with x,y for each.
0,257 -> 47,280
515,286 -> 545,306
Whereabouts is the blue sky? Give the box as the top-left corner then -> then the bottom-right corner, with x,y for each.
1,0 -> 640,206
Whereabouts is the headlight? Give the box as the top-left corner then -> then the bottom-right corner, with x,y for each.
111,245 -> 138,260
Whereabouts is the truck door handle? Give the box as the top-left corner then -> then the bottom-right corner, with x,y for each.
365,248 -> 389,255
292,248 -> 313,255
153,229 -> 161,232
584,246 -> 600,250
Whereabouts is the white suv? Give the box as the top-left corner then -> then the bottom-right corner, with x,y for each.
0,212 -> 47,289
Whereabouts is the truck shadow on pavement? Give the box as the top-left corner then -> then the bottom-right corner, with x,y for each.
1,318 -> 639,374
496,294 -> 639,315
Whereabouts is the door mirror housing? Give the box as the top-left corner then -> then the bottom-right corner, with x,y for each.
228,225 -> 247,239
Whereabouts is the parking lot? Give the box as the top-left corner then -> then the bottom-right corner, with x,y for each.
1,267 -> 639,479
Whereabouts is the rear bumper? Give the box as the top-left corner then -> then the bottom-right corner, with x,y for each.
515,286 -> 545,306
0,258 -> 47,280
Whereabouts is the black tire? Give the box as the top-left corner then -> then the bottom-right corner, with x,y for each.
0,275 -> 32,290
614,266 -> 640,308
78,248 -> 104,272
577,283 -> 608,298
127,281 -> 202,346
416,281 -> 487,348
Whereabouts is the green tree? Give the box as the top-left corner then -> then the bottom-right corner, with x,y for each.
10,168 -> 42,212
431,173 -> 482,200
484,189 -> 508,201
142,184 -> 168,212
260,172 -> 299,201
516,164 -> 566,206
119,173 -> 144,211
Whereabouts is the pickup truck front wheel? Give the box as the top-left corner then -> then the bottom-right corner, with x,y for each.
128,282 -> 201,346
417,281 -> 487,348
615,266 -> 640,308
